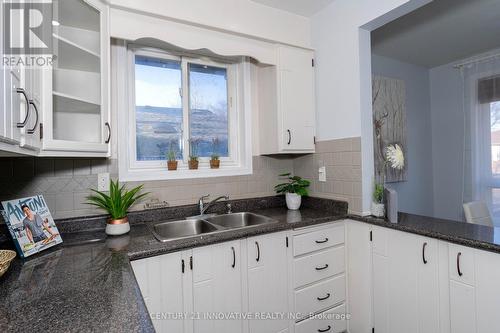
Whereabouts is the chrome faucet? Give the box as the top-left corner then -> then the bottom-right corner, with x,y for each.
199,195 -> 229,215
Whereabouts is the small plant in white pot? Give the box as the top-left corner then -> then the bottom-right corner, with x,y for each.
274,173 -> 311,210
86,179 -> 149,236
371,183 -> 385,217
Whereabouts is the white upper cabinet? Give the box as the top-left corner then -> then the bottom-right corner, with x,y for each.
40,0 -> 110,156
0,3 -> 40,154
258,45 -> 315,154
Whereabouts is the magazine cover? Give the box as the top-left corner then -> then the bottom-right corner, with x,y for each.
1,195 -> 63,258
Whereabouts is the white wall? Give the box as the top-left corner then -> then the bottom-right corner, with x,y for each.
311,0 -> 431,214
372,54 -> 434,217
108,0 -> 311,48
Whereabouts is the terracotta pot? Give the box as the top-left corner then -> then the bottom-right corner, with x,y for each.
210,159 -> 220,169
167,160 -> 178,170
188,160 -> 199,170
106,216 -> 130,236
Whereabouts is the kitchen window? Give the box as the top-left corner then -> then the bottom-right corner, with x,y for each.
118,45 -> 252,181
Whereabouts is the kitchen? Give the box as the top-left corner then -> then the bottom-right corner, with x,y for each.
1,0 -> 500,332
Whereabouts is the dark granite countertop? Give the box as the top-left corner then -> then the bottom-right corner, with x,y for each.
352,212 -> 500,254
4,195 -> 500,333
0,196 -> 347,333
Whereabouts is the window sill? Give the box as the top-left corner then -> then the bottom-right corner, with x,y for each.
119,164 -> 253,182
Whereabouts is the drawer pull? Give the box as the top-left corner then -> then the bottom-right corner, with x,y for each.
315,264 -> 329,271
317,293 -> 331,301
457,252 -> 463,276
315,238 -> 329,244
318,325 -> 332,332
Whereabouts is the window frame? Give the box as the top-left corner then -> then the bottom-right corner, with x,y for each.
118,44 -> 253,181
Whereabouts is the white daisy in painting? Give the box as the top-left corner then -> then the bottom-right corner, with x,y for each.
385,144 -> 405,170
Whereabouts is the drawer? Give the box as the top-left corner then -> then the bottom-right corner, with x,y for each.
294,224 -> 344,256
295,274 -> 346,316
449,244 -> 475,286
295,303 -> 347,333
294,246 -> 345,288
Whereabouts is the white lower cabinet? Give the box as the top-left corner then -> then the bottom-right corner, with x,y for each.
131,251 -> 190,333
372,228 -> 440,333
131,222 -> 347,333
192,240 -> 244,333
346,219 -> 500,333
291,222 -> 347,333
247,231 -> 290,333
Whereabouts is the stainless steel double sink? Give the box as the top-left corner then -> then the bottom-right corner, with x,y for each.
150,212 -> 278,242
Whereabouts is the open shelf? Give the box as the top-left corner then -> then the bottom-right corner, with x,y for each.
53,68 -> 100,105
53,25 -> 100,58
53,36 -> 100,73
53,93 -> 100,113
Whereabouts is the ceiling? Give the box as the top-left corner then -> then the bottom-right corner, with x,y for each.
251,0 -> 335,17
371,0 -> 500,68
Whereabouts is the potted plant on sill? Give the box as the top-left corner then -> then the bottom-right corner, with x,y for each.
188,138 -> 200,170
210,137 -> 220,169
274,173 -> 311,210
167,141 -> 178,171
86,179 -> 149,236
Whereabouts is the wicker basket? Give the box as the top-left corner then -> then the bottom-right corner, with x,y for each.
0,250 -> 16,277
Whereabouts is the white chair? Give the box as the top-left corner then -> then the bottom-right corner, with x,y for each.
463,201 -> 493,227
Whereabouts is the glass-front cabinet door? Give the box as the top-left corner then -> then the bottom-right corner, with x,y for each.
41,0 -> 110,156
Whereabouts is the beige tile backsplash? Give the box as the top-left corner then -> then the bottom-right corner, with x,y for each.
0,156 -> 293,219
0,137 -> 362,218
293,137 -> 363,215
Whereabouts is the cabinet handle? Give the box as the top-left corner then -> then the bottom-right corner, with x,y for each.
105,122 -> 111,143
317,293 -> 331,301
315,238 -> 329,244
318,326 -> 331,332
457,252 -> 463,276
287,129 -> 291,145
231,246 -> 236,268
422,242 -> 428,264
27,100 -> 39,134
255,241 -> 260,262
16,88 -> 30,128
315,264 -> 329,271
181,259 -> 185,273
190,256 -> 193,270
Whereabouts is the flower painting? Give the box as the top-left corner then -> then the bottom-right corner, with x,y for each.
372,76 -> 408,182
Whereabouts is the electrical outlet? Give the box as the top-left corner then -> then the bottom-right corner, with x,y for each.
318,166 -> 326,182
98,173 -> 110,191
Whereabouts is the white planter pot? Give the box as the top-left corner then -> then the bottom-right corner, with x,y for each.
105,218 -> 131,236
286,193 -> 302,210
371,202 -> 385,218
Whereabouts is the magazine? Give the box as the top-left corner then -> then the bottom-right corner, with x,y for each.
1,195 -> 63,258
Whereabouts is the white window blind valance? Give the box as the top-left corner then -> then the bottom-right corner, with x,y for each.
109,8 -> 278,65
478,75 -> 500,104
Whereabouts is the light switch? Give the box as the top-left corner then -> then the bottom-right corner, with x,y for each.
318,166 -> 326,182
98,173 -> 110,191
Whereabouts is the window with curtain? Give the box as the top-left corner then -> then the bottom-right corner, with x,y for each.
477,74 -> 500,222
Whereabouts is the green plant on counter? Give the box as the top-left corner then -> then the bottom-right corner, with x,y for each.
373,183 -> 384,204
274,173 -> 311,196
86,179 -> 149,219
